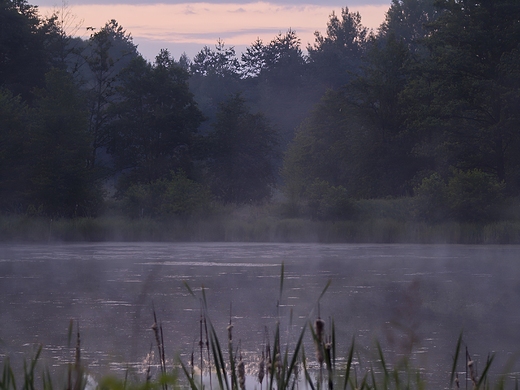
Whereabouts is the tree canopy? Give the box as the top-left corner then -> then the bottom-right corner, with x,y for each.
1,0 -> 520,222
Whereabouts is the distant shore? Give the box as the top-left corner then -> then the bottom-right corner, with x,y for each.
2,198 -> 520,244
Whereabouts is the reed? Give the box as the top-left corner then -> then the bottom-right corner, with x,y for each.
4,203 -> 520,244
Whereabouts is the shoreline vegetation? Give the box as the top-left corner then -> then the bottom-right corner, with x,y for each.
1,198 -> 520,244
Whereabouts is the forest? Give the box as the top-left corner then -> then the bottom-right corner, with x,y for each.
1,0 -> 520,236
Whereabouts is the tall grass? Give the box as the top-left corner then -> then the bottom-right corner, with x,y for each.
2,197 -> 520,243
2,214 -> 520,243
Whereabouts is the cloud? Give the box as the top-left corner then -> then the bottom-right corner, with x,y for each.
37,0 -> 388,6
36,1 -> 389,60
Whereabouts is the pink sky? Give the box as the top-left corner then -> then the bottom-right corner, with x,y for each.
37,2 -> 390,61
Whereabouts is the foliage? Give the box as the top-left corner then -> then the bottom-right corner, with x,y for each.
404,0 -> 520,190
191,39 -> 241,78
2,0 -> 520,227
413,172 -> 449,223
0,88 -> 30,212
378,0 -> 438,53
79,19 -> 139,169
27,69 -> 103,217
121,171 -> 212,218
0,0 -> 60,101
109,50 -> 204,187
240,38 -> 266,79
306,179 -> 355,221
446,169 -> 506,223
205,94 -> 279,204
188,40 -> 243,130
283,90 -> 356,201
414,170 -> 506,223
307,7 -> 368,88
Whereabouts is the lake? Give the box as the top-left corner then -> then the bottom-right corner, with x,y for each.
1,243 -> 519,388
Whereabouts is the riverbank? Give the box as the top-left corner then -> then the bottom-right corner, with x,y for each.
2,204 -> 520,244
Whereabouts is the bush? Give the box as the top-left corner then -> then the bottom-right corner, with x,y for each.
121,171 -> 212,218
414,170 -> 505,223
413,173 -> 449,223
447,169 -> 505,223
305,179 -> 355,220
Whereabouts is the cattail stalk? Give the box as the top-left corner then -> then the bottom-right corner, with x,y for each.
467,347 -> 477,388
152,306 -> 167,390
204,314 -> 212,390
258,350 -> 265,389
238,352 -> 246,390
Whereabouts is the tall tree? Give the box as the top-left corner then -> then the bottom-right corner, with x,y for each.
189,40 -> 242,132
260,29 -> 307,88
307,7 -> 369,88
347,33 -> 423,196
242,30 -> 319,148
27,69 -> 101,217
240,38 -> 267,79
405,0 -> 520,190
109,50 -> 204,190
378,0 -> 438,53
191,39 -> 241,78
79,19 -> 138,170
0,88 -> 30,212
0,0 -> 61,101
206,94 -> 278,204
283,90 -> 371,200
285,13 -> 428,200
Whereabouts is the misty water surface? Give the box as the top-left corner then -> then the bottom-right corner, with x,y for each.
1,243 -> 520,386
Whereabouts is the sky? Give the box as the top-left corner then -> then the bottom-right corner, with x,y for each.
32,0 -> 392,61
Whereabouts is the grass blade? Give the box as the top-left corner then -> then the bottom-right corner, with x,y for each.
342,337 -> 355,390
284,324 -> 306,386
279,262 -> 285,303
301,346 -> 316,390
450,332 -> 463,388
183,281 -> 196,298
180,360 -> 200,390
318,279 -> 332,303
477,353 -> 495,388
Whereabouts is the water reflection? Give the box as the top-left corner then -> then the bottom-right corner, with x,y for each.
1,243 -> 520,387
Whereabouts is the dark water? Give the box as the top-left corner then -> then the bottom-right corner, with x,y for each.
1,243 -> 520,387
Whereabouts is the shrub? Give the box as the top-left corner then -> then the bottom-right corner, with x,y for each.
414,170 -> 505,223
446,169 -> 505,223
121,171 -> 212,218
413,173 -> 449,223
305,179 -> 355,220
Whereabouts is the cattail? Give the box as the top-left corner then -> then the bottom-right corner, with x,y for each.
274,352 -> 281,380
199,306 -> 203,376
228,302 -> 233,342
145,344 -> 153,383
227,323 -> 234,342
238,353 -> 246,390
293,356 -> 300,385
203,315 -> 212,390
190,350 -> 194,378
152,307 -> 167,390
265,327 -> 272,380
315,317 -> 325,344
315,317 -> 325,366
75,322 -> 81,369
258,351 -> 265,387
467,348 -> 477,386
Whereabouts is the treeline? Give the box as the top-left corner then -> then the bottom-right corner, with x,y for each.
1,0 -> 520,224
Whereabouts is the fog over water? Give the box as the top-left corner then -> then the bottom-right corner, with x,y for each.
1,243 -> 520,387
